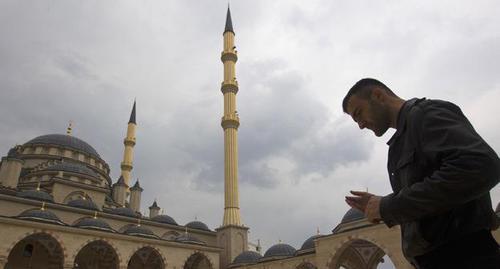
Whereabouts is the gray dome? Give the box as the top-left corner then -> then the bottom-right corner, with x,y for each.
45,162 -> 99,179
17,189 -> 54,202
263,243 -> 296,259
74,217 -> 113,232
232,251 -> 262,265
68,199 -> 99,211
18,209 -> 65,225
175,233 -> 206,245
186,220 -> 210,231
299,235 -> 321,251
109,207 -> 139,218
124,225 -> 158,239
341,208 -> 365,223
25,134 -> 100,158
151,214 -> 178,225
7,147 -> 20,158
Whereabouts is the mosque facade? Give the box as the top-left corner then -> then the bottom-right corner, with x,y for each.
0,7 -> 498,269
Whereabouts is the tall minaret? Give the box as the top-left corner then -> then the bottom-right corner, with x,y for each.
120,101 -> 136,189
221,6 -> 241,227
217,7 -> 248,269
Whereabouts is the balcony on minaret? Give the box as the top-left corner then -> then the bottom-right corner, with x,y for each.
123,137 -> 136,146
221,80 -> 238,94
221,50 -> 238,62
221,113 -> 240,129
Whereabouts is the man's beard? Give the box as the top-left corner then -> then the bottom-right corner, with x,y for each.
369,100 -> 391,137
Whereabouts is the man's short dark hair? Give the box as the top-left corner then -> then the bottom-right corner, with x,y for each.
342,78 -> 396,113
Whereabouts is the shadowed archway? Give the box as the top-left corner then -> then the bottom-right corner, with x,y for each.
183,253 -> 212,269
6,233 -> 64,269
127,246 -> 165,269
74,240 -> 119,269
330,239 -> 391,269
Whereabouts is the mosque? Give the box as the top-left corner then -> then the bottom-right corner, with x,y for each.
0,7 -> 498,269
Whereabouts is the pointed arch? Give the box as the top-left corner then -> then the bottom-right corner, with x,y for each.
127,245 -> 166,269
6,232 -> 65,269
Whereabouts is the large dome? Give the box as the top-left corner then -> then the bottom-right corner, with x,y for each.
18,209 -> 65,225
175,233 -> 205,245
44,162 -> 99,179
262,243 -> 296,260
74,217 -> 114,232
24,134 -> 100,158
231,251 -> 262,266
186,220 -> 210,231
68,198 -> 100,211
299,235 -> 321,252
341,208 -> 365,223
151,214 -> 178,225
17,189 -> 54,203
124,225 -> 158,239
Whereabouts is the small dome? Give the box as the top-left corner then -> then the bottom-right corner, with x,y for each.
17,189 -> 54,202
186,220 -> 210,231
299,235 -> 321,251
263,243 -> 296,259
7,147 -> 20,158
175,233 -> 206,245
124,225 -> 158,239
109,207 -> 139,218
232,251 -> 262,266
151,214 -> 178,225
74,217 -> 114,232
18,209 -> 65,225
341,208 -> 365,223
68,199 -> 99,211
45,162 -> 99,179
24,134 -> 100,158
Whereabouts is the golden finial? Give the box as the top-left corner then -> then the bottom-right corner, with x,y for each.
93,211 -> 98,219
185,226 -> 188,235
66,120 -> 73,136
278,239 -> 282,244
317,227 -> 320,235
36,181 -> 41,191
137,217 -> 141,227
195,215 -> 198,221
41,202 -> 46,211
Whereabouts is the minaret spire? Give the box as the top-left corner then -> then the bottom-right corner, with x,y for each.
120,101 -> 137,189
129,99 -> 136,124
224,5 -> 234,35
221,5 -> 241,227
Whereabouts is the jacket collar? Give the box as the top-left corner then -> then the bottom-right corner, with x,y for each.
386,98 -> 420,146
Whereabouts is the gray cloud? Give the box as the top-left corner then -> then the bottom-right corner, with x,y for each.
1,1 -> 499,261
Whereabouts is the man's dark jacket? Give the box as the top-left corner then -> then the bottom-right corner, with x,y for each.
379,98 -> 500,259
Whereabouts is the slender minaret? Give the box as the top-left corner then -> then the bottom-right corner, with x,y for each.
120,101 -> 136,189
217,7 -> 248,269
221,5 -> 242,227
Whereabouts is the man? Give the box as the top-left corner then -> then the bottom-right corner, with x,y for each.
343,78 -> 500,268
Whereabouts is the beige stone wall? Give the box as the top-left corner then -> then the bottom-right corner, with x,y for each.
0,195 -> 218,248
0,217 -> 220,269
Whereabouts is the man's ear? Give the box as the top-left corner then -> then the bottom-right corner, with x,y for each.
371,87 -> 385,103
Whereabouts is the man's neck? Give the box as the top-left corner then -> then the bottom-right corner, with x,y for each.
390,98 -> 406,129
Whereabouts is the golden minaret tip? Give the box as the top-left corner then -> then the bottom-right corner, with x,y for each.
66,120 -> 73,135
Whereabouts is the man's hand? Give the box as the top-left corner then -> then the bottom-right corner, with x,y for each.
345,191 -> 382,223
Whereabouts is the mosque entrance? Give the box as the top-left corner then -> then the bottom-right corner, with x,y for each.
127,247 -> 165,269
331,239 -> 395,269
183,253 -> 212,269
74,240 -> 119,269
5,233 -> 64,269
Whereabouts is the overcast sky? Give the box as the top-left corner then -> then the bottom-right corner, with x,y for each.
1,0 -> 499,267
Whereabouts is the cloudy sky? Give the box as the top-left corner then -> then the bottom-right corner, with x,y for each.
1,0 -> 499,266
